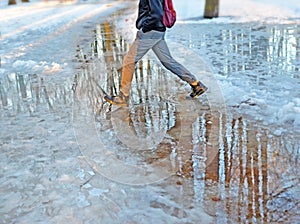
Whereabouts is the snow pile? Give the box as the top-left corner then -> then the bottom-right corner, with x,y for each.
11,60 -> 64,74
277,99 -> 300,127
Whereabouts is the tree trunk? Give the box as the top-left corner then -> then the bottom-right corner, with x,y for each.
21,0 -> 30,2
204,0 -> 219,19
8,0 -> 17,5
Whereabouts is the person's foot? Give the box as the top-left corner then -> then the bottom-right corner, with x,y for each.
190,81 -> 208,98
104,92 -> 129,106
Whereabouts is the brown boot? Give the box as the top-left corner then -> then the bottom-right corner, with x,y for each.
104,92 -> 129,106
190,81 -> 208,98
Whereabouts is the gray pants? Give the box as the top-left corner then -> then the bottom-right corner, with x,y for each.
120,30 -> 197,95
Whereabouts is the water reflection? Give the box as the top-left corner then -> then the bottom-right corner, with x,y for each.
0,73 -> 72,115
171,24 -> 300,80
268,26 -> 300,75
225,24 -> 300,78
192,113 -> 300,223
72,21 -> 300,222
1,19 -> 299,223
73,21 -> 183,184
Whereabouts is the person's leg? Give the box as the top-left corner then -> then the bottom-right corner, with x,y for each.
152,38 -> 207,98
152,38 -> 197,84
105,30 -> 164,105
120,30 -> 164,95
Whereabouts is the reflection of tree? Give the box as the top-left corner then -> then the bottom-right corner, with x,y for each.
0,78 -> 8,107
192,112 -> 300,223
75,21 -> 178,156
266,137 -> 300,223
218,26 -> 299,80
75,21 -> 129,108
129,58 -> 178,138
224,119 -> 270,223
204,112 -> 219,181
296,26 -> 300,74
74,20 -> 300,223
0,73 -> 71,114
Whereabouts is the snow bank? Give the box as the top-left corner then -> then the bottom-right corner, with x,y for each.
174,0 -> 300,24
118,0 -> 300,40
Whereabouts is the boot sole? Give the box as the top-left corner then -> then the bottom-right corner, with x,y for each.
104,95 -> 128,106
190,88 -> 207,98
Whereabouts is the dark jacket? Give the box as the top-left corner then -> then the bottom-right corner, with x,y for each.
136,0 -> 166,32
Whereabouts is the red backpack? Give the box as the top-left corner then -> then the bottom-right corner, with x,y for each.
162,0 -> 176,28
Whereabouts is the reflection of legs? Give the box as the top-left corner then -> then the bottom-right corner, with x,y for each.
105,31 -> 162,105
120,31 -> 160,96
105,30 -> 207,106
120,37 -> 145,96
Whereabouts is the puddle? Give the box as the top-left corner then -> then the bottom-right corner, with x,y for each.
72,21 -> 300,223
170,23 -> 300,78
168,23 -> 300,133
0,17 -> 299,223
